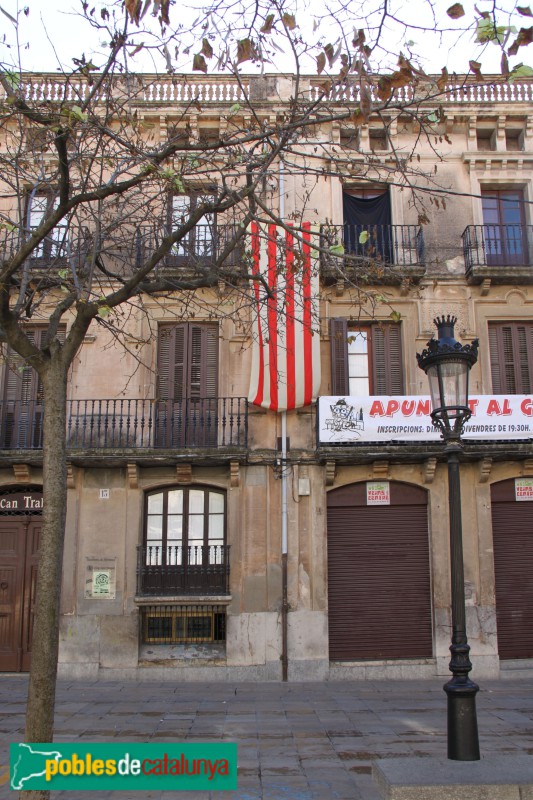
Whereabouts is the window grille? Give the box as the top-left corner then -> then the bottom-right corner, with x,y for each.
140,604 -> 226,644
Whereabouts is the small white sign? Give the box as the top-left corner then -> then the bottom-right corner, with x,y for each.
99,489 -> 110,500
515,478 -> 533,502
93,570 -> 111,596
367,481 -> 390,505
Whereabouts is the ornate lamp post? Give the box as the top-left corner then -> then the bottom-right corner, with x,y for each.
417,316 -> 480,761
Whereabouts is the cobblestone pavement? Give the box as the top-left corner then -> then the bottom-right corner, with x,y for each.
1,676 -> 532,799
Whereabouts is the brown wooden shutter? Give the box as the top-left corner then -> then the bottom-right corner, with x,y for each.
489,322 -> 533,394
158,323 -> 218,401
188,324 -> 218,398
491,479 -> 533,659
330,318 -> 349,394
327,482 -> 432,660
372,324 -> 404,395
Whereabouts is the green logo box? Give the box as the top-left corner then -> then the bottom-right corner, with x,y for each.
10,742 -> 237,791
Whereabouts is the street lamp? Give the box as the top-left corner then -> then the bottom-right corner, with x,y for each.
417,315 -> 480,762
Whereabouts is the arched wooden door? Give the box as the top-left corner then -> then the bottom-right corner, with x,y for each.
491,478 -> 533,660
327,481 -> 432,660
0,489 -> 42,671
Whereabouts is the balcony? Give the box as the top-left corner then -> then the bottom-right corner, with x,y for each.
0,227 -> 91,271
131,223 -> 245,275
0,397 -> 248,451
463,224 -> 533,284
0,223 -> 245,277
320,224 -> 425,284
137,544 -> 230,596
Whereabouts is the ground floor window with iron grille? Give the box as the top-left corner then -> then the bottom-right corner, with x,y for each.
140,604 -> 227,644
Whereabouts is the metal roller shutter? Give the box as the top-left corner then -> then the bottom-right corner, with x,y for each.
491,479 -> 533,660
327,483 -> 432,661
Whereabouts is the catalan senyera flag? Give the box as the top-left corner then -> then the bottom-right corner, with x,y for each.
248,221 -> 321,411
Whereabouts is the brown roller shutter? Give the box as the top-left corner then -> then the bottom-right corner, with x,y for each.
327,482 -> 432,660
491,479 -> 533,660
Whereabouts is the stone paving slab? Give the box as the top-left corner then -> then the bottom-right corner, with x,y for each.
0,676 -> 532,799
373,755 -> 533,800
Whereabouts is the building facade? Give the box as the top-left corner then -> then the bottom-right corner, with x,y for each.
1,74 -> 533,680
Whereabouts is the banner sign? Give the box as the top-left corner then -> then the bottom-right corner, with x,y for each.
318,395 -> 533,444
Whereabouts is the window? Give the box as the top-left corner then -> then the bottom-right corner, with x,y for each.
26,192 -> 67,260
343,186 -> 392,263
138,486 -> 229,596
481,189 -> 527,266
156,322 -> 218,447
489,322 -> 533,394
167,191 -> 216,260
1,327 -> 65,449
141,604 -> 226,644
330,318 -> 404,396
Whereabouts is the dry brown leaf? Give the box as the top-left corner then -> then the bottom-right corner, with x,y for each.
447,3 -> 465,19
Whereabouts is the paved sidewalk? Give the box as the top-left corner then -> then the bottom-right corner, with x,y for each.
1,676 -> 532,799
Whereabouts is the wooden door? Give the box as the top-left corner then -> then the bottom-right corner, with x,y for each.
0,518 -> 41,671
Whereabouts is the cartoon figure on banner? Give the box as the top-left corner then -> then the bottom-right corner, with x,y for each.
324,398 -> 364,437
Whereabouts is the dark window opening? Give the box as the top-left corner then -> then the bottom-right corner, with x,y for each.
342,186 -> 392,263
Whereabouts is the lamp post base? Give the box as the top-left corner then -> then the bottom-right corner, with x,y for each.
444,676 -> 480,761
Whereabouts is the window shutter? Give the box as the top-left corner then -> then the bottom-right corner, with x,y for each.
188,323 -> 218,398
158,323 -> 218,401
372,324 -> 404,395
157,326 -> 172,401
3,327 -> 64,404
330,318 -> 349,395
489,323 -> 533,394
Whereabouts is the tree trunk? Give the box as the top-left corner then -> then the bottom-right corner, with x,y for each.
19,358 -> 68,800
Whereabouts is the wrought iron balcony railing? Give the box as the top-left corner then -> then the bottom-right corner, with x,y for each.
131,223 -> 245,270
0,223 -> 245,272
463,224 -> 532,271
0,397 -> 248,450
137,544 -> 230,596
320,224 -> 425,271
0,227 -> 92,269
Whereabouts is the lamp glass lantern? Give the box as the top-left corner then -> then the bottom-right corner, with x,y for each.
417,316 -> 479,440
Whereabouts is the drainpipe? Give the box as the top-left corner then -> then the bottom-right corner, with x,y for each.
281,410 -> 288,682
279,157 -> 289,682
